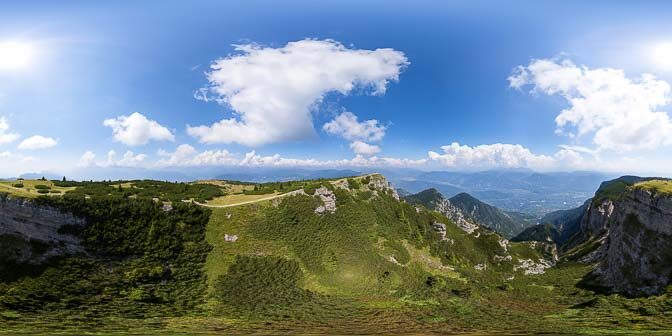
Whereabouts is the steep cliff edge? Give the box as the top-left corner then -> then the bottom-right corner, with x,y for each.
581,185 -> 672,296
510,176 -> 672,296
0,193 -> 83,269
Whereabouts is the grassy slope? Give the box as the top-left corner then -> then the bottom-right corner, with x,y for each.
193,176 -> 672,334
0,180 -> 75,198
205,192 -> 282,206
635,180 -> 672,196
3,175 -> 672,334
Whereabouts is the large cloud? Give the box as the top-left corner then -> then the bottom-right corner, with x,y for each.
509,58 -> 672,151
157,144 -> 238,167
189,39 -> 408,147
18,135 -> 57,150
104,112 -> 174,146
427,142 -> 588,170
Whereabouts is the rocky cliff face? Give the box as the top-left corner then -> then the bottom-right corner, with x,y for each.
0,194 -> 83,265
434,198 -> 480,234
401,188 -> 480,234
579,199 -> 615,239
584,188 -> 672,296
366,174 -> 400,200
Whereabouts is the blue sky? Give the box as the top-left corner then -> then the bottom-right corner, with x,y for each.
2,1 -> 672,176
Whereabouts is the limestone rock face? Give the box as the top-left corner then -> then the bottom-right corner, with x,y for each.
366,175 -> 400,200
587,188 -> 672,296
515,258 -> 552,275
434,198 -> 479,234
333,179 -> 350,190
0,194 -> 83,264
580,199 -> 615,239
314,187 -> 336,214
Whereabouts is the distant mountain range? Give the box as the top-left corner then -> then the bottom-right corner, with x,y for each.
403,188 -> 535,238
390,169 -> 614,217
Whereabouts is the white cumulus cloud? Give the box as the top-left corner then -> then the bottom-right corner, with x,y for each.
153,144 -> 425,168
427,142 -> 590,171
323,111 -> 387,156
188,39 -> 408,147
77,150 -> 96,167
0,117 -> 20,145
350,141 -> 381,156
156,144 -> 238,167
115,151 -> 147,167
323,111 -> 386,142
78,149 -> 147,168
509,58 -> 672,151
103,112 -> 174,146
18,135 -> 57,150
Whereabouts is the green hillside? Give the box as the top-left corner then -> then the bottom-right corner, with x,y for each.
2,175 -> 672,334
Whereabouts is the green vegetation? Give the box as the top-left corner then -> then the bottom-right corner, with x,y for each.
57,180 -> 223,202
0,192 -> 212,329
512,223 -> 560,243
591,176 -> 668,202
634,179 -> 672,196
2,175 -> 672,334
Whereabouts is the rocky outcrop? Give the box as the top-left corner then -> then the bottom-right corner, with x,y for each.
314,187 -> 336,214
0,194 -> 83,265
580,199 -> 614,239
584,188 -> 672,296
434,198 -> 480,234
515,258 -> 552,275
367,175 -> 400,200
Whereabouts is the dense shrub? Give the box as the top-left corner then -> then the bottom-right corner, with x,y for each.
347,178 -> 360,189
1,194 -> 213,315
215,255 -> 311,309
54,180 -> 223,202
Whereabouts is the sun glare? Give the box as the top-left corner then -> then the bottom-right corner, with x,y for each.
0,40 -> 34,71
652,41 -> 672,71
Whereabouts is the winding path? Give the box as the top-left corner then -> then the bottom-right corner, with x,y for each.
193,189 -> 306,208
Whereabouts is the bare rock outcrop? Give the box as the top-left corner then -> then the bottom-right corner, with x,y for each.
585,188 -> 672,296
0,194 -> 84,264
366,175 -> 400,200
514,258 -> 552,275
314,187 -> 336,214
434,198 -> 480,234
